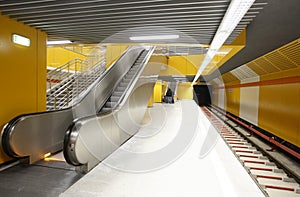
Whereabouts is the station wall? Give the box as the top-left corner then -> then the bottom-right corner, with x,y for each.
0,13 -> 47,163
212,39 -> 300,148
47,47 -> 87,68
105,45 -> 128,68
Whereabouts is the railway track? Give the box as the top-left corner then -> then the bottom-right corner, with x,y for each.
201,106 -> 300,197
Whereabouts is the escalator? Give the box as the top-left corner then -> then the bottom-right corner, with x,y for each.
100,50 -> 148,112
63,47 -> 161,172
0,46 -> 151,164
0,46 -> 156,196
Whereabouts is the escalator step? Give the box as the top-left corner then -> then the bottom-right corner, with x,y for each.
117,86 -> 126,91
120,82 -> 129,87
101,107 -> 111,112
110,96 -> 120,102
112,92 -> 123,97
123,78 -> 131,83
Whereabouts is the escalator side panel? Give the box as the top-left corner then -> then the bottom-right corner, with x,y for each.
73,80 -> 157,173
3,109 -> 73,163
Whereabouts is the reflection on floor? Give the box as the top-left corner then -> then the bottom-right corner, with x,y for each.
61,100 -> 264,197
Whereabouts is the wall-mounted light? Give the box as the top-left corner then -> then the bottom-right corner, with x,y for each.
47,40 -> 72,45
129,35 -> 179,41
12,34 -> 30,47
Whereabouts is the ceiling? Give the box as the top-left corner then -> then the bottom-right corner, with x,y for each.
0,0 -> 266,45
205,0 -> 300,81
2,0 -> 298,81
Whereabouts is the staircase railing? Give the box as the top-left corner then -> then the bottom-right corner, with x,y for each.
46,46 -> 106,110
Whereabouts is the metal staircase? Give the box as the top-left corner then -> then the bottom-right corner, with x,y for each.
100,49 -> 147,112
46,46 -> 106,111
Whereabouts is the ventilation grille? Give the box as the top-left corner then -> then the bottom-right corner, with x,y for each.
247,39 -> 300,75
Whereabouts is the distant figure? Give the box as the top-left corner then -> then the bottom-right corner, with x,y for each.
164,88 -> 174,104
166,88 -> 173,97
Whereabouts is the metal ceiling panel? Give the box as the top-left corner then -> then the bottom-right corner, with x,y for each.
0,0 -> 266,44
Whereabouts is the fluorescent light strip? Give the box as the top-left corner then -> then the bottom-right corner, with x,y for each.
12,34 -> 30,47
47,40 -> 72,45
129,35 -> 179,41
192,0 -> 255,85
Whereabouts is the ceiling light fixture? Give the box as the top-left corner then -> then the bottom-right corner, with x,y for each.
192,0 -> 255,85
47,40 -> 72,45
129,35 -> 179,41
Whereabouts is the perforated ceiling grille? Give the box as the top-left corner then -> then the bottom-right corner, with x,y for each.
246,38 -> 300,75
264,52 -> 298,70
230,64 -> 258,80
278,40 -> 300,65
222,72 -> 239,83
253,58 -> 279,73
246,62 -> 267,75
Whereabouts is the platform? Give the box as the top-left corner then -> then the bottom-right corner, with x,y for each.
61,100 -> 264,197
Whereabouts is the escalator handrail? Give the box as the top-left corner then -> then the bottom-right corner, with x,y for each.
63,46 -> 156,166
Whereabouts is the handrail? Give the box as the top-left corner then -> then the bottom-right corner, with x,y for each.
46,46 -> 106,110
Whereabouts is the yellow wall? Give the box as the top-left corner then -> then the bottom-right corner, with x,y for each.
177,82 -> 193,99
258,68 -> 300,147
148,93 -> 154,107
149,56 -> 168,67
225,87 -> 240,116
258,83 -> 299,146
159,55 -> 201,76
153,80 -> 162,102
105,45 -> 128,68
215,67 -> 300,148
47,47 -> 86,68
0,14 -> 47,163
